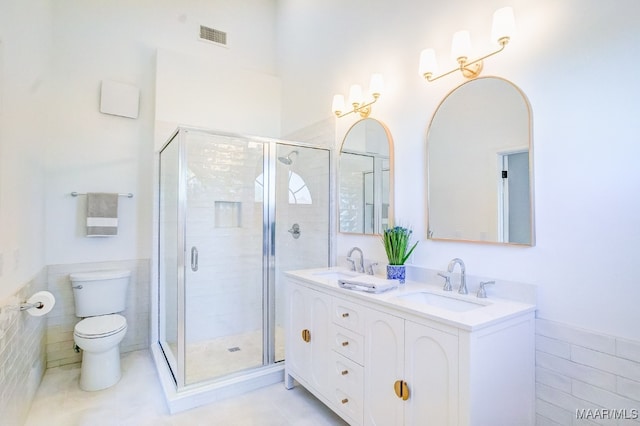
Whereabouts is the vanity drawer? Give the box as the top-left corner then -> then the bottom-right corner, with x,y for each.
331,324 -> 364,365
330,351 -> 364,399
330,351 -> 364,426
332,297 -> 366,334
332,386 -> 364,425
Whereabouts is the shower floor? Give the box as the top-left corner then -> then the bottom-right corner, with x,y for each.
168,327 -> 285,384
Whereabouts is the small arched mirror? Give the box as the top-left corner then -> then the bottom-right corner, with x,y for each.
339,118 -> 393,235
427,77 -> 534,245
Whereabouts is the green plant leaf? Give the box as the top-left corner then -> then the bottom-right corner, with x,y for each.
381,225 -> 418,265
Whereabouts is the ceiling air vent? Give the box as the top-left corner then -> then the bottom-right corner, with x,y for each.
199,25 -> 227,46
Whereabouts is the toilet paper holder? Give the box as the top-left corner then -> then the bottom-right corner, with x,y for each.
1,300 -> 44,313
17,300 -> 44,311
0,291 -> 55,316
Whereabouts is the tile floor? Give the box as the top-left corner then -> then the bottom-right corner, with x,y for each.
24,350 -> 348,426
167,327 -> 285,384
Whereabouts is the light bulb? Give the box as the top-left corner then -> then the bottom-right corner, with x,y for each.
419,48 -> 438,77
332,94 -> 345,115
369,74 -> 384,97
451,30 -> 472,62
348,84 -> 363,106
492,7 -> 516,45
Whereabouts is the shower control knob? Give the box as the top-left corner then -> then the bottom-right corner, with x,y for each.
288,224 -> 301,239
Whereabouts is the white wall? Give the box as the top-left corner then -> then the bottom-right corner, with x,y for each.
44,0 -> 278,266
0,0 -> 52,300
277,0 -> 640,341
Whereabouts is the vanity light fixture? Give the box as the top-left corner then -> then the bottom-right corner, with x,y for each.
332,74 -> 384,118
419,7 -> 515,83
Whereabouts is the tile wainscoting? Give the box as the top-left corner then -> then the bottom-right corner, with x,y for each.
536,318 -> 640,425
0,269 -> 48,426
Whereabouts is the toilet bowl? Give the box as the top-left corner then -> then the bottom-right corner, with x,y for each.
74,314 -> 128,391
70,269 -> 130,391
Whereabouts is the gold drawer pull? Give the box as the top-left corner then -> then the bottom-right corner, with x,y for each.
341,341 -> 349,347
394,380 -> 410,401
341,398 -> 349,404
341,370 -> 349,375
301,329 -> 311,343
342,312 -> 349,318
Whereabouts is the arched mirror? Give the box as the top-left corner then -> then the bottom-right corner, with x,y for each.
339,118 -> 393,235
427,77 -> 534,245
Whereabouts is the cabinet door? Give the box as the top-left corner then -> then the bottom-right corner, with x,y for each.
286,283 -> 311,377
286,282 -> 331,396
404,321 -> 459,426
364,309 -> 405,425
308,289 -> 331,394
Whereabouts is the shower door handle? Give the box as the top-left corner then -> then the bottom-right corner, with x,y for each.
190,246 -> 199,272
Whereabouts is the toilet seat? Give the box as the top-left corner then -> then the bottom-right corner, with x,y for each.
75,314 -> 127,339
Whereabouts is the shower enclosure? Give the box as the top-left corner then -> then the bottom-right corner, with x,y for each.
155,127 -> 330,404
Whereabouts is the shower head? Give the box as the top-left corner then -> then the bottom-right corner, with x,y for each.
278,150 -> 298,165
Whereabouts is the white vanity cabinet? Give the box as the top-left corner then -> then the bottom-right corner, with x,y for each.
284,273 -> 535,426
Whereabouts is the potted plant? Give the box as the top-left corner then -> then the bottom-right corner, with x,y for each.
382,225 -> 418,283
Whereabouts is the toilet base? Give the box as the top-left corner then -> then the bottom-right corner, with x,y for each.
79,346 -> 121,391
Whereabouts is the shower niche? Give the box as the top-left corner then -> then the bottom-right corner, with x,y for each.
155,127 -> 330,409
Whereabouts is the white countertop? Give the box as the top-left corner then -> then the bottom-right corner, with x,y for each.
285,267 -> 536,332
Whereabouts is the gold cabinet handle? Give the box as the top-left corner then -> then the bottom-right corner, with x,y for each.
301,329 -> 311,343
394,380 -> 402,398
394,380 -> 410,401
342,312 -> 349,318
341,370 -> 349,375
341,341 -> 349,346
341,398 -> 349,404
402,381 -> 410,401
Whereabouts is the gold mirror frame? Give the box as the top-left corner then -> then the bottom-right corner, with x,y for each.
338,118 -> 394,235
426,76 -> 535,246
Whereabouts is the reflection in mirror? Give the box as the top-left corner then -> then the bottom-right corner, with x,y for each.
339,118 -> 393,235
427,77 -> 534,245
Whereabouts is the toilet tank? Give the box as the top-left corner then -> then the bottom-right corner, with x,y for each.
70,269 -> 131,317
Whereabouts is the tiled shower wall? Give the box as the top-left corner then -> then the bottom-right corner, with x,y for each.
46,259 -> 150,368
536,318 -> 640,425
0,269 -> 48,426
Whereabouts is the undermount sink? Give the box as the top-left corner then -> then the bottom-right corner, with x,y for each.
312,270 -> 359,280
396,291 -> 486,312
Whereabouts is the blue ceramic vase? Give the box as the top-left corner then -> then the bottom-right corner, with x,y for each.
386,265 -> 406,284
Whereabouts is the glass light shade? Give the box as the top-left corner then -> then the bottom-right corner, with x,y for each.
492,7 -> 516,44
348,84 -> 363,106
369,74 -> 384,97
419,48 -> 438,76
451,30 -> 472,61
332,94 -> 345,114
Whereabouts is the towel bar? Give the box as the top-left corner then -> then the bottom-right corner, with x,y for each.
71,192 -> 133,198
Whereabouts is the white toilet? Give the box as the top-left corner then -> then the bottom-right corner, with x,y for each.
70,269 -> 130,391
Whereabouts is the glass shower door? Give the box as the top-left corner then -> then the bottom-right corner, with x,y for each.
158,133 -> 181,378
273,144 -> 330,362
182,131 -> 266,385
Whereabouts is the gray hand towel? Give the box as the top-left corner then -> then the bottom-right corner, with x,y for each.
86,193 -> 119,236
